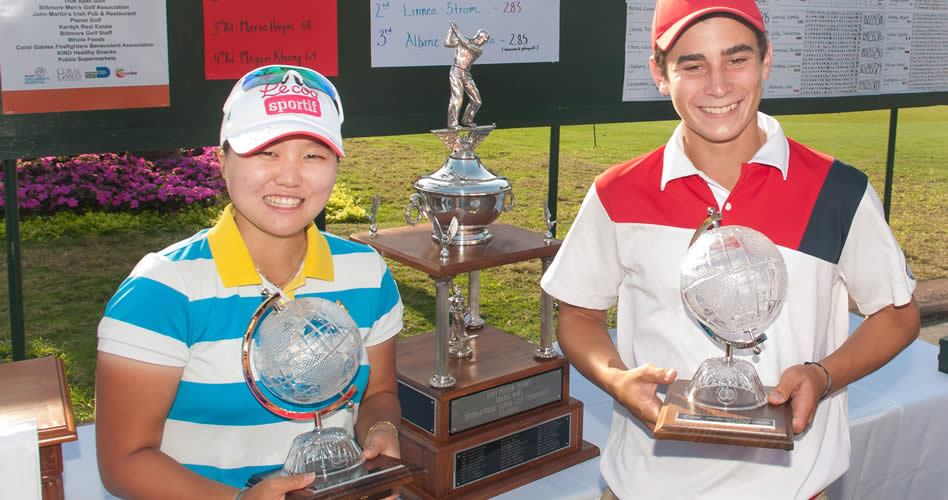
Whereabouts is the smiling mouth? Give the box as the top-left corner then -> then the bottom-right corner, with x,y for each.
700,102 -> 738,115
264,195 -> 303,208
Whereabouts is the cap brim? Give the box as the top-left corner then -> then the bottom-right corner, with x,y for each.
226,118 -> 345,158
655,7 -> 765,51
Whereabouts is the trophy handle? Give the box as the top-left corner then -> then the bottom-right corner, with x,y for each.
502,188 -> 515,212
688,208 -> 723,247
241,294 -> 359,420
697,321 -> 768,351
404,192 -> 427,226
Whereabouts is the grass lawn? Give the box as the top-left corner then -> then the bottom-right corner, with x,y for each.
1,106 -> 945,423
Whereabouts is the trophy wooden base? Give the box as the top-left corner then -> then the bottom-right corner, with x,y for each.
396,328 -> 599,498
247,455 -> 425,500
654,380 -> 794,450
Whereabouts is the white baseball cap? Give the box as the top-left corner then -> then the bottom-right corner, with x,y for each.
220,65 -> 345,157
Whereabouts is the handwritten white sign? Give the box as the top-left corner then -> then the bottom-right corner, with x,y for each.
370,0 -> 560,67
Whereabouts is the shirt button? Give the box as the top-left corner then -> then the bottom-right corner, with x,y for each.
724,202 -> 732,211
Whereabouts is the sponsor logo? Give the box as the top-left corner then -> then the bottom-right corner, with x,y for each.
264,95 -> 321,117
906,263 -> 915,281
115,68 -> 138,78
22,67 -> 49,85
257,82 -> 320,99
57,67 -> 82,81
85,66 -> 110,79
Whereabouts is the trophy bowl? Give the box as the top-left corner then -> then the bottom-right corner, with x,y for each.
407,155 -> 513,246
680,224 -> 788,410
242,295 -> 366,477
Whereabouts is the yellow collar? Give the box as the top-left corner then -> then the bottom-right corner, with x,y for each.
207,204 -> 334,293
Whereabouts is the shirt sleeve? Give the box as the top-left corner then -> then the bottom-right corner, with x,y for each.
97,253 -> 191,367
541,185 -> 624,311
838,181 -> 916,316
363,251 -> 404,347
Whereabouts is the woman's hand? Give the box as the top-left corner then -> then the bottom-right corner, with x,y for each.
239,472 -> 315,500
362,422 -> 400,461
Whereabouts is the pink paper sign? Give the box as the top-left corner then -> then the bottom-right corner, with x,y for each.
203,0 -> 339,80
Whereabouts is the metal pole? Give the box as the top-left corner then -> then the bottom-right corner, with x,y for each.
315,209 -> 326,231
547,125 -> 561,237
883,108 -> 898,222
465,270 -> 484,329
429,275 -> 456,388
536,256 -> 557,359
4,159 -> 26,361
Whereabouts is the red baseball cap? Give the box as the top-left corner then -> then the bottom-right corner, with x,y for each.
651,0 -> 765,51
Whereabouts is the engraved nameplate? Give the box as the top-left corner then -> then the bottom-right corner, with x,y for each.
453,413 -> 571,488
675,412 -> 776,430
450,368 -> 563,434
398,381 -> 437,434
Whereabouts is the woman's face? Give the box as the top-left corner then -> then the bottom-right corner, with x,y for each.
219,135 -> 338,244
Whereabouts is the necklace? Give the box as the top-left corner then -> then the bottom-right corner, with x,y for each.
259,242 -> 307,291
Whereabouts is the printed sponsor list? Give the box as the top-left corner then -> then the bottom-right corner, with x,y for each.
370,0 -> 560,67
622,0 -> 948,101
0,0 -> 168,91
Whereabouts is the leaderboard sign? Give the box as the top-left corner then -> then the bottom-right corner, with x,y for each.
0,0 -> 169,114
622,0 -> 948,101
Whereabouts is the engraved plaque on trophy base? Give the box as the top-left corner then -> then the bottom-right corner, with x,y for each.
399,398 -> 598,499
395,328 -> 599,498
247,455 -> 425,500
654,380 -> 794,450
397,328 -> 567,439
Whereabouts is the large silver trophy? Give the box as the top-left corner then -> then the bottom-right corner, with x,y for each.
679,209 -> 788,410
241,293 -> 365,477
404,23 -> 514,246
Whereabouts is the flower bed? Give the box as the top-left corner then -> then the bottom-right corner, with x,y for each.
0,148 -> 367,229
1,148 -> 224,216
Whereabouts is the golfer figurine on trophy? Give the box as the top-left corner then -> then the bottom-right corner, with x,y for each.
445,21 -> 490,129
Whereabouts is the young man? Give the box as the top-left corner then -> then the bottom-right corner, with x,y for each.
540,1 -> 920,498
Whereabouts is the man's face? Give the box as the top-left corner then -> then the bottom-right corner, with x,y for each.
649,16 -> 772,147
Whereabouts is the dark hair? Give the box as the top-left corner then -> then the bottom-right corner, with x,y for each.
220,141 -> 231,153
653,14 -> 768,77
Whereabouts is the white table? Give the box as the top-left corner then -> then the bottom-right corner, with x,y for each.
61,316 -> 948,499
497,317 -> 948,500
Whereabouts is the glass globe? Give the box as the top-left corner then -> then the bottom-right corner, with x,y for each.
252,297 -> 363,405
246,296 -> 366,477
679,225 -> 788,409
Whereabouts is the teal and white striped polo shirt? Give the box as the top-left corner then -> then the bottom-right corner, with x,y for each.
98,205 -> 403,487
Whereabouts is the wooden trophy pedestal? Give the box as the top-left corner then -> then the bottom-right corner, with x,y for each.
0,357 -> 78,500
396,329 -> 598,499
351,223 -> 599,498
654,380 -> 794,450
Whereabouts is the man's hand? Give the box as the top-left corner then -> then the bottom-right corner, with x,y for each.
614,364 -> 677,430
767,363 -> 828,433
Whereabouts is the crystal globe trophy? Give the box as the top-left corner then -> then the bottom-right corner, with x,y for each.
655,208 -> 795,450
241,293 -> 422,497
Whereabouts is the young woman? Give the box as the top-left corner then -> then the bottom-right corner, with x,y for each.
95,65 -> 404,500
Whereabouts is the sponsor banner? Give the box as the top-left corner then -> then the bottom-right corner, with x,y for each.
0,0 -> 169,114
203,0 -> 339,79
